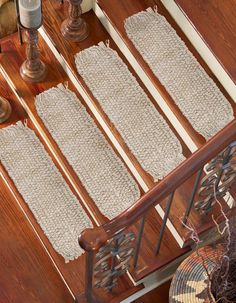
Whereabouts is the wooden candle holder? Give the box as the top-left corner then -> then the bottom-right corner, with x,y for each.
61,0 -> 89,42
0,97 -> 12,123
20,28 -> 46,83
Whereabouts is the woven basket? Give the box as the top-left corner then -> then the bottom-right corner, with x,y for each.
169,246 -> 222,303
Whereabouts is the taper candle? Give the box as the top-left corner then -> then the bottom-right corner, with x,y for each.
19,0 -> 41,29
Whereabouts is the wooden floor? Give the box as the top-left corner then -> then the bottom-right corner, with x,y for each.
133,281 -> 171,303
175,0 -> 236,85
0,0 -> 235,302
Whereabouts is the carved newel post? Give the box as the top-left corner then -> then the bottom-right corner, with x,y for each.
61,0 -> 89,42
0,97 -> 12,123
20,29 -> 46,82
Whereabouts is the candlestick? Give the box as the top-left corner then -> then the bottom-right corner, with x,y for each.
20,28 -> 46,83
0,97 -> 12,123
61,0 -> 89,42
19,0 -> 42,29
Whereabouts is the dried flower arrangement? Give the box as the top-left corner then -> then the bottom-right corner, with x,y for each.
193,200 -> 235,303
209,203 -> 236,303
170,197 -> 236,303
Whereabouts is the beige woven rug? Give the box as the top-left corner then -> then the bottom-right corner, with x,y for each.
36,84 -> 140,219
125,8 -> 234,139
75,43 -> 185,181
0,122 -> 92,261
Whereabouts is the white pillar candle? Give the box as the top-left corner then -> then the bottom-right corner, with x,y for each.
81,0 -> 93,14
19,0 -> 41,29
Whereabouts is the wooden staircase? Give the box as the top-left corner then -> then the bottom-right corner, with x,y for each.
0,0 -> 235,302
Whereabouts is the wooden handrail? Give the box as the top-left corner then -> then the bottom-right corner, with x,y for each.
79,119 -> 236,250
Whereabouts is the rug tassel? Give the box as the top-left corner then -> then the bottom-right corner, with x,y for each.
23,119 -> 28,127
105,39 -> 110,48
64,81 -> 69,89
154,5 -> 158,14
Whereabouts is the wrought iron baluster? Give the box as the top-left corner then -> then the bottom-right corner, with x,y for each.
183,168 -> 204,225
214,143 -> 233,190
94,232 -> 135,292
195,141 -> 236,214
133,215 -> 146,269
155,192 -> 175,255
107,235 -> 120,291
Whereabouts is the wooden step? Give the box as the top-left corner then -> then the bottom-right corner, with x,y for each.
0,183 -> 75,303
96,0 -> 236,150
0,32 -> 190,293
166,0 -> 236,88
39,0 -> 232,249
133,280 -> 171,303
0,75 -> 74,303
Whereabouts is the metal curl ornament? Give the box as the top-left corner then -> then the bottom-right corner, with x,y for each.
195,142 -> 236,214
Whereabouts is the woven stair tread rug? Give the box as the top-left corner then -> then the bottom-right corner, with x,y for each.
0,122 -> 92,262
36,84 -> 140,220
124,8 -> 234,140
75,42 -> 185,181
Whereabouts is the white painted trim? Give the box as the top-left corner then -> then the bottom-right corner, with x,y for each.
161,0 -> 236,102
39,27 -> 185,248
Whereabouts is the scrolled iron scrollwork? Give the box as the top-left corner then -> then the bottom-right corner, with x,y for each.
93,231 -> 135,291
195,141 -> 236,214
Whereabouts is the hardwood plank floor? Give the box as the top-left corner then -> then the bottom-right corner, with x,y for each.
175,0 -> 236,85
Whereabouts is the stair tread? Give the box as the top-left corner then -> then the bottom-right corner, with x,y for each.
174,0 -> 236,85
0,75 -> 74,303
74,42 -> 185,181
124,8 -> 234,140
97,0 -> 236,148
40,0 -> 233,249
